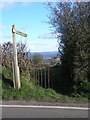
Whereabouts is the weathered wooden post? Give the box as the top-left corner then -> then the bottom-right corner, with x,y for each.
40,65 -> 43,87
48,66 -> 50,88
12,25 -> 27,89
38,66 -> 40,85
40,65 -> 43,86
44,65 -> 46,88
0,44 -> 2,66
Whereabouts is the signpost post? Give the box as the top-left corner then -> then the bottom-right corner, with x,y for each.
12,25 -> 27,89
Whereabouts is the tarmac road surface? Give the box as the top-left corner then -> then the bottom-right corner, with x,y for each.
2,104 -> 89,118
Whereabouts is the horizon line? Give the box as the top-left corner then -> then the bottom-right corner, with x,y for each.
30,50 -> 58,53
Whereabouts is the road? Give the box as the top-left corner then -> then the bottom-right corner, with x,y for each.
2,105 -> 89,118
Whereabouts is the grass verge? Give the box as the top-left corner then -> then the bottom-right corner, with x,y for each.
2,68 -> 88,103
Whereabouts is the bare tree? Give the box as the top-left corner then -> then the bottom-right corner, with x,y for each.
2,42 -> 31,78
2,42 -> 13,68
16,42 -> 31,80
0,44 -> 2,66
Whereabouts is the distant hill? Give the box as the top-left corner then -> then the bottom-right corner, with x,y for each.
28,51 -> 59,59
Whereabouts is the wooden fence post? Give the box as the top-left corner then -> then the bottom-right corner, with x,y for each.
41,66 -> 43,86
44,65 -> 46,88
48,66 -> 50,88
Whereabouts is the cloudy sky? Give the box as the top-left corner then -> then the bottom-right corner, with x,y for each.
0,1 -> 59,52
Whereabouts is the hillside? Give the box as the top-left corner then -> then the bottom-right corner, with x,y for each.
2,67 -> 88,103
28,51 -> 59,59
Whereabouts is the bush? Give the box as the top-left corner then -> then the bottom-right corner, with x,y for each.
32,53 -> 44,65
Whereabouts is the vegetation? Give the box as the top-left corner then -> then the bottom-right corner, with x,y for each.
1,40 -> 90,102
0,77 -> 2,99
48,2 -> 90,95
1,2 -> 90,102
32,53 -> 44,65
2,67 -> 88,102
50,56 -> 60,65
1,42 -> 31,79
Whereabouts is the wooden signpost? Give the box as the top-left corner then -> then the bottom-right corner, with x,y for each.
12,25 -> 27,89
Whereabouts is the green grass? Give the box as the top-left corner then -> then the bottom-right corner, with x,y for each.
2,67 -> 88,103
0,80 -> 2,99
0,65 -> 2,99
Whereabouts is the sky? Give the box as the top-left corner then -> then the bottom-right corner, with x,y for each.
0,1 -> 59,52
